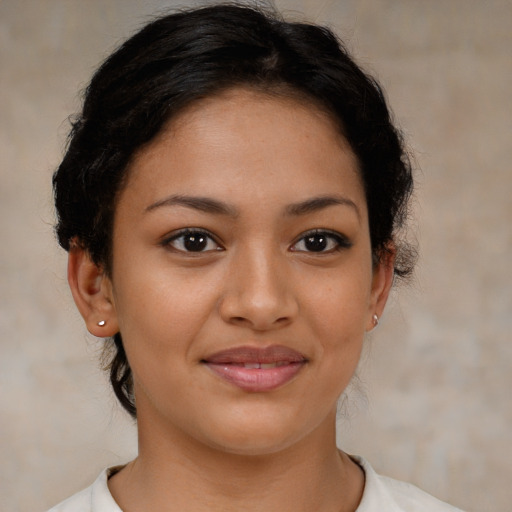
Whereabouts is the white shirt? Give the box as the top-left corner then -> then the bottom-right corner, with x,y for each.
47,457 -> 464,511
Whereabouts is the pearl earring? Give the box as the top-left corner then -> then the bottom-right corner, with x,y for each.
372,314 -> 379,327
97,320 -> 106,327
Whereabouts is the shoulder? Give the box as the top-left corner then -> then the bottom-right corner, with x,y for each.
353,456 -> 465,512
377,474 -> 465,512
46,468 -> 122,512
47,485 -> 93,512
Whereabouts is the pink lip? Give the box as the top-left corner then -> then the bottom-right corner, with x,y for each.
202,345 -> 307,392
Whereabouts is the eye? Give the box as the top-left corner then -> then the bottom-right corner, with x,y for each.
291,230 -> 351,253
163,229 -> 222,253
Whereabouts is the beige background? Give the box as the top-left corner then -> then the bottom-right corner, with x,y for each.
1,1 -> 510,511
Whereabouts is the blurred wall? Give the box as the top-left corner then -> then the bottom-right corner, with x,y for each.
1,1 -> 510,511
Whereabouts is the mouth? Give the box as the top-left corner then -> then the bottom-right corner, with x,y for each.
202,345 -> 307,392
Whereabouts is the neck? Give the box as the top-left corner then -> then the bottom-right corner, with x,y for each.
109,408 -> 364,512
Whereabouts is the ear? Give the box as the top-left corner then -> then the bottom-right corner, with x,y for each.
366,246 -> 395,332
67,245 -> 119,337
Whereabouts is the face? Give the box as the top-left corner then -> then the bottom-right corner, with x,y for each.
104,88 -> 390,455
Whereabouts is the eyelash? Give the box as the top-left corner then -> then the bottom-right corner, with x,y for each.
290,229 -> 352,253
162,228 -> 351,254
161,229 -> 223,253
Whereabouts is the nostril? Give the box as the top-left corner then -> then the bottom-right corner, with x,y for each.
228,315 -> 292,330
220,287 -> 298,330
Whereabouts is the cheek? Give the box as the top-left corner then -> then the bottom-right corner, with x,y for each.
298,262 -> 372,394
301,266 -> 372,338
111,260 -> 223,364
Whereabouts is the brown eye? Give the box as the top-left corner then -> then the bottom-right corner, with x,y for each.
183,233 -> 208,251
291,230 -> 351,253
165,230 -> 221,253
304,234 -> 328,252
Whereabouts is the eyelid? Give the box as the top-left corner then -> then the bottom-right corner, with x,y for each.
290,229 -> 352,252
161,228 -> 224,252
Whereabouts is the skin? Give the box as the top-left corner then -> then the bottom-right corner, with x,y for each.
68,88 -> 394,511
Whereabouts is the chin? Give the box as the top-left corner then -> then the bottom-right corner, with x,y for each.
204,429 -> 302,457
194,406 -> 327,458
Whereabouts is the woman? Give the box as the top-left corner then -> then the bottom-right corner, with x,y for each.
49,4 -> 462,511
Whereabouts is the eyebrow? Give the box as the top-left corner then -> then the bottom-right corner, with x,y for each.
285,195 -> 360,219
145,195 -> 238,216
145,193 -> 359,219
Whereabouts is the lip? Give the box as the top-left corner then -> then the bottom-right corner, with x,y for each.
202,345 -> 307,392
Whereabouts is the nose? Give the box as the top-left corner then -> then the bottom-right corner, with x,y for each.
218,246 -> 298,331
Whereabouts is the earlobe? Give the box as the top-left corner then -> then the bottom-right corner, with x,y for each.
366,247 -> 395,332
67,245 -> 119,337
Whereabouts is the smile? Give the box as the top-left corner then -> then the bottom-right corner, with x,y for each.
202,345 -> 307,392
233,362 -> 289,369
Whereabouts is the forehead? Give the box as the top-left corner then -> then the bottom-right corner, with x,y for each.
166,87 -> 349,153
122,87 -> 364,211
